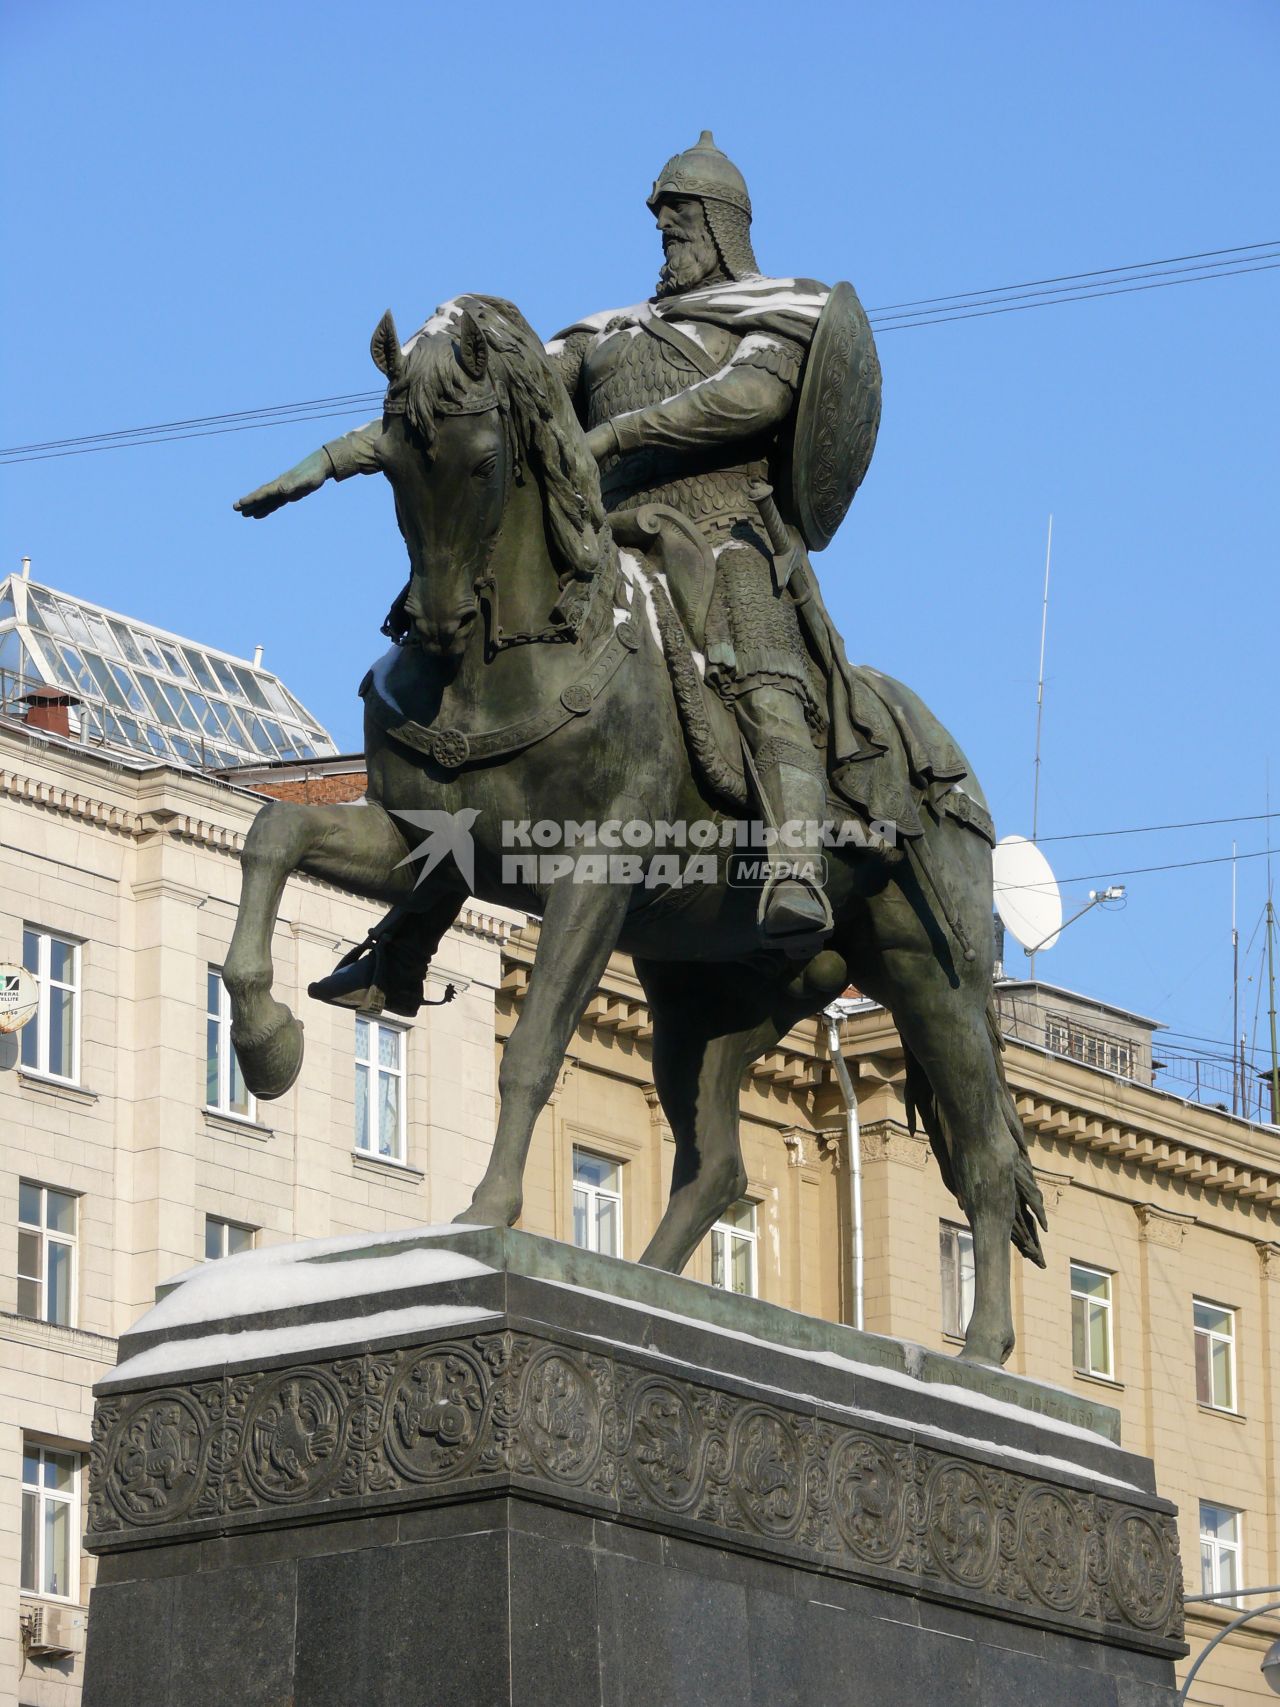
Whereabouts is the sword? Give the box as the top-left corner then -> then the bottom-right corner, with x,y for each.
747,480 -> 806,593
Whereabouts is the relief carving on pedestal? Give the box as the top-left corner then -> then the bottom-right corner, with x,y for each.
521,1348 -> 603,1485
103,1391 -> 206,1526
625,1377 -> 706,1512
732,1406 -> 806,1539
1019,1486 -> 1088,1612
926,1460 -> 998,1587
88,1328 -> 1184,1649
1106,1508 -> 1180,1631
242,1369 -> 344,1504
829,1432 -> 908,1563
386,1346 -> 488,1482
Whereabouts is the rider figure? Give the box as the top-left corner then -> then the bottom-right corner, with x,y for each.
236,132 -> 842,1008
547,131 -> 832,945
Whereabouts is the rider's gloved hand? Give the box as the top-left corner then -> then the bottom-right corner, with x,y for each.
233,450 -> 330,518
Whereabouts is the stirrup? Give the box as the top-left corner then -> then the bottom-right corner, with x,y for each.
307,953 -> 422,1019
757,872 -> 834,957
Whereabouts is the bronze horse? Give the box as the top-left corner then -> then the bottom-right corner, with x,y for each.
225,297 -> 1045,1366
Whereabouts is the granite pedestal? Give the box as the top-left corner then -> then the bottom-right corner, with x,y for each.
81,1227 -> 1186,1705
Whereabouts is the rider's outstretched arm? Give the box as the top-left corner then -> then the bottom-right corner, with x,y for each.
233,420 -> 386,519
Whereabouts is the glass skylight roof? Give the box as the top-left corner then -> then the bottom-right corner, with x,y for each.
0,574 -> 338,769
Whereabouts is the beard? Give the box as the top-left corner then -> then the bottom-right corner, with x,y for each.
656,230 -> 723,297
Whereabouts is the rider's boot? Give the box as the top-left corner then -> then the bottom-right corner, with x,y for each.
308,905 -> 439,1018
754,756 -> 834,951
736,684 -> 834,952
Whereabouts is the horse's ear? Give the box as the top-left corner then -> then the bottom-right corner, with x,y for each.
370,310 -> 404,381
457,309 -> 489,381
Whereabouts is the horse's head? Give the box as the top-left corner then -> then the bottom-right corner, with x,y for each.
370,297 -> 612,664
371,304 -> 509,659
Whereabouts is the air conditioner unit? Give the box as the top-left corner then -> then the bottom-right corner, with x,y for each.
23,1603 -> 84,1656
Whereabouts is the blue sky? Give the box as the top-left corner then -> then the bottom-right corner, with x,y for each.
3,0 -> 1277,1096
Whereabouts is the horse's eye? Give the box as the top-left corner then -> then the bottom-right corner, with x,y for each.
472,455 -> 498,480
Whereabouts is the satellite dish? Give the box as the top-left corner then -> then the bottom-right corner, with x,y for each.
0,963 -> 39,1034
992,835 -> 1063,953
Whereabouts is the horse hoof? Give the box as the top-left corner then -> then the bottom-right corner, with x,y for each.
959,1334 -> 1015,1368
453,1191 -> 521,1229
231,1006 -> 305,1100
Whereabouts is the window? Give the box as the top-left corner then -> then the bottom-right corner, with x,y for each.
204,1216 -> 255,1261
940,1222 -> 975,1338
1070,1262 -> 1114,1378
1044,1013 -> 1134,1077
572,1149 -> 621,1257
21,1444 -> 79,1600
1194,1300 -> 1237,1411
20,927 -> 80,1082
206,970 -> 254,1119
355,1018 -> 406,1161
17,1183 -> 76,1326
1199,1502 -> 1243,1605
711,1199 -> 758,1296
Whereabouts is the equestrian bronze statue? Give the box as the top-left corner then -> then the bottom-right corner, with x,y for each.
228,132 -> 1046,1366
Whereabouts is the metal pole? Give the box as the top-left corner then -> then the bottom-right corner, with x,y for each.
1031,513 -> 1052,847
1029,514 -> 1052,985
1177,1596 -> 1280,1703
1267,898 -> 1280,1125
1232,845 -> 1240,1116
825,1015 -> 863,1331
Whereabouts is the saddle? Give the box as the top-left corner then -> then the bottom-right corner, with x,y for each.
609,505 -> 995,850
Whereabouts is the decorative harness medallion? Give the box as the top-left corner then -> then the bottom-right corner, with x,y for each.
428,728 -> 471,770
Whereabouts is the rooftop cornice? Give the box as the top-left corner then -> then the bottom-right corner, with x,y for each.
1012,1082 -> 1280,1213
1004,1037 -> 1280,1174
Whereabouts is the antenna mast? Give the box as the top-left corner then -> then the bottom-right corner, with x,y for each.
1267,772 -> 1278,1125
1232,843 -> 1240,1116
1029,514 -> 1053,980
1267,897 -> 1279,1124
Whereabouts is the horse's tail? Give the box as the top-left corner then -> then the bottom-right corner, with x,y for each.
903,993 -> 1047,1267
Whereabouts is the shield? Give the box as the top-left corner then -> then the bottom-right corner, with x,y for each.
787,280 -> 882,552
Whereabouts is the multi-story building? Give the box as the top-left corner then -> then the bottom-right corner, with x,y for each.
2,574 -> 1277,1703
0,577 -> 513,1706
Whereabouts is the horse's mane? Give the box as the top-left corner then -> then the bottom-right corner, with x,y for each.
393,295 -> 610,584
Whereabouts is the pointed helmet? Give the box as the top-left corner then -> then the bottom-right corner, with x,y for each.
647,130 -> 752,216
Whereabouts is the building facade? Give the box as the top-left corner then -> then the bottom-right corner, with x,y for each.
0,714 -> 511,1705
2,641 -> 1278,1700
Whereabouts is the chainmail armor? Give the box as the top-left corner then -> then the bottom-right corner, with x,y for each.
582,319 -> 814,707
587,330 -> 769,528
704,201 -> 760,282
585,327 -> 802,528
704,531 -> 820,710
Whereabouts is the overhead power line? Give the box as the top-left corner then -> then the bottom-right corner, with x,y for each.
867,238 -> 1278,317
870,257 -> 1279,332
1,240 -> 1275,466
1036,808 -> 1280,844
867,239 -> 1280,312
1002,845 -> 1277,893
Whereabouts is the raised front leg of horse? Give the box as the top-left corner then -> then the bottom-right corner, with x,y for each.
458,877 -> 632,1229
223,799 -> 419,1099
